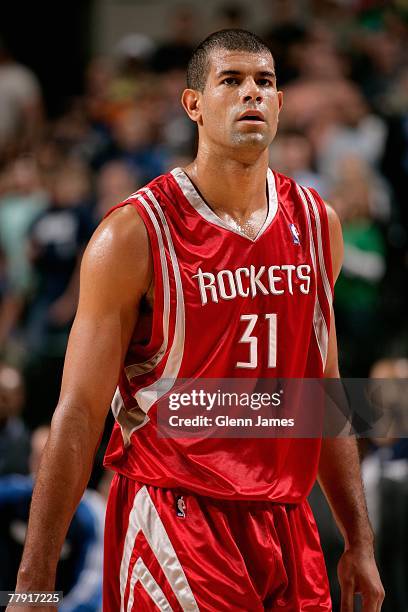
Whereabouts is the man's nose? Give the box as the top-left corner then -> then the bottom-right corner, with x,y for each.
242,79 -> 263,103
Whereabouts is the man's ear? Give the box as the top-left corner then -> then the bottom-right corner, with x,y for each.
181,89 -> 203,125
277,90 -> 284,113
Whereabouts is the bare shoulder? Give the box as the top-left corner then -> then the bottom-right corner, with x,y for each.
324,202 -> 344,282
88,205 -> 150,263
80,204 -> 152,304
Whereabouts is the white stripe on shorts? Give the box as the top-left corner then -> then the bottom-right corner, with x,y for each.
119,485 -> 199,612
127,557 -> 173,612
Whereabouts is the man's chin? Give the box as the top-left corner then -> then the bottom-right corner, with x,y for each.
230,131 -> 271,148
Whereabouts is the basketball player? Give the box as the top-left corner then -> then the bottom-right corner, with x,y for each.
11,30 -> 384,611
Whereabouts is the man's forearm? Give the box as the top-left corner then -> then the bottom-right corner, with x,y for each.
318,437 -> 374,549
16,404 -> 103,590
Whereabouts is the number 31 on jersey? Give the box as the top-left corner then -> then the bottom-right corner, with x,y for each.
237,313 -> 277,369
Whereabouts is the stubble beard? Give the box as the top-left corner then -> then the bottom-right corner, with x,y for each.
230,128 -> 270,151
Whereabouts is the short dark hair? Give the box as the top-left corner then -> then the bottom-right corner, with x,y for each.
187,29 -> 272,91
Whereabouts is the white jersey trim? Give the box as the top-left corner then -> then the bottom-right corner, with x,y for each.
133,187 -> 185,413
111,386 -> 150,447
124,193 -> 172,380
170,167 -> 279,242
296,184 -> 329,369
119,485 -> 199,612
302,187 -> 333,311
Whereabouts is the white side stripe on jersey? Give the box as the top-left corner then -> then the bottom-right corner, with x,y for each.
302,187 -> 333,311
124,193 -> 171,380
132,188 -> 185,413
111,386 -> 149,446
296,184 -> 329,369
119,486 -> 199,612
127,558 -> 173,612
112,385 -> 124,420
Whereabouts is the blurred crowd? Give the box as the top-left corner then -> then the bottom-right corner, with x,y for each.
0,0 -> 408,609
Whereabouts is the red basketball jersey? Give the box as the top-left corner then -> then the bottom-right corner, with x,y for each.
103,168 -> 334,503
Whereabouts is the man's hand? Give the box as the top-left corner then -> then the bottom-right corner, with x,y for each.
338,546 -> 385,612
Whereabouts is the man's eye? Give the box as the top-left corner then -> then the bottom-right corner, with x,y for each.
223,77 -> 238,85
258,79 -> 272,87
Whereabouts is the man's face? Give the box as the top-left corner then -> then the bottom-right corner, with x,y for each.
185,49 -> 283,155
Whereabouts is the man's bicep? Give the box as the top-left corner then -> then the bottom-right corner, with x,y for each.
58,206 -> 151,423
325,202 -> 344,282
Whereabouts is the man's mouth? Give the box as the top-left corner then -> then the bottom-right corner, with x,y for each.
237,111 -> 265,122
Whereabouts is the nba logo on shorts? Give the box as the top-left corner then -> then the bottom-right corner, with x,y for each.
175,495 -> 186,518
289,223 -> 300,245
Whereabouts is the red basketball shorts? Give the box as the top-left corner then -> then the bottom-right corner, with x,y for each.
103,474 -> 332,611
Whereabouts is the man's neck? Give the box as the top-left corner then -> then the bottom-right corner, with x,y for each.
184,148 -> 269,220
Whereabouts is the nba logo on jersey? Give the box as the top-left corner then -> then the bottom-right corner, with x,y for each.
289,223 -> 301,245
175,496 -> 186,518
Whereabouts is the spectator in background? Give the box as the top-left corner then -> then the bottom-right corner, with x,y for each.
0,156 -> 48,295
0,363 -> 30,476
159,70 -> 196,159
214,3 -> 247,30
94,160 -> 139,221
115,33 -> 155,81
262,0 -> 307,85
355,24 -> 407,113
25,158 -> 94,357
109,33 -> 157,122
84,39 -> 153,136
362,358 -> 408,612
91,105 -> 168,183
84,56 -> 115,129
0,156 -> 48,354
270,129 -> 328,196
0,247 -> 8,339
314,83 -> 388,183
151,4 -> 196,73
279,33 -> 349,137
51,97 -> 103,163
0,425 -> 104,611
292,24 -> 348,84
281,42 -> 388,184
278,22 -> 385,160
329,157 -> 388,375
0,39 -> 43,162
23,159 -> 94,426
380,86 -> 408,339
381,72 -> 408,227
0,246 -> 20,353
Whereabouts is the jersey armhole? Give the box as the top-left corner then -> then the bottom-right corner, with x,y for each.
306,187 -> 334,299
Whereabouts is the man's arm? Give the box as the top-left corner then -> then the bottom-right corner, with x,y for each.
318,205 -> 384,611
13,205 -> 152,596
